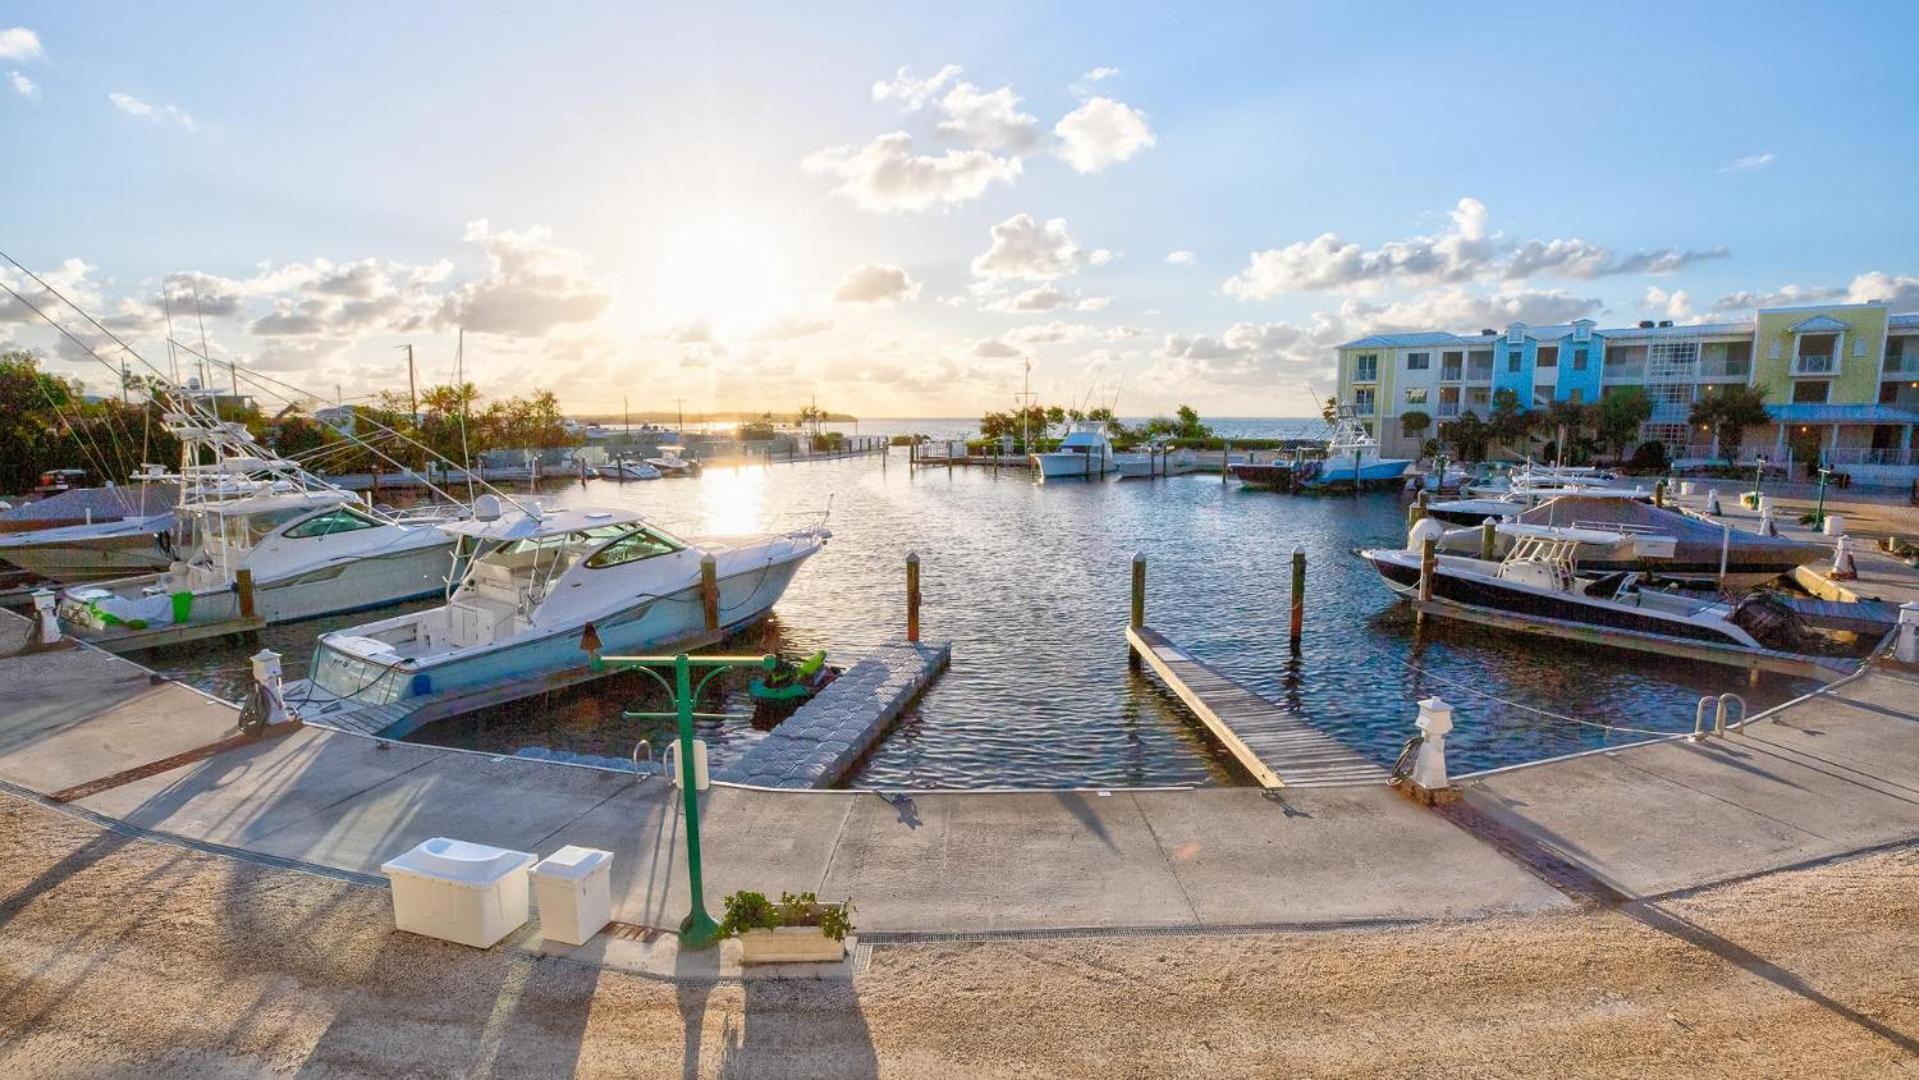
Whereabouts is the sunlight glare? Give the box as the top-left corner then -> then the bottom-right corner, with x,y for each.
644,218 -> 792,338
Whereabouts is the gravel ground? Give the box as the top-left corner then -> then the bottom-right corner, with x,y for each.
0,794 -> 1913,1078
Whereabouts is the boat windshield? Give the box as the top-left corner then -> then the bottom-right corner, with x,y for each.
585,524 -> 684,568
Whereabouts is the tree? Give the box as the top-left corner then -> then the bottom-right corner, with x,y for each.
1320,396 -> 1339,424
1400,410 -> 1432,443
1542,399 -> 1592,466
1688,384 -> 1770,462
0,351 -> 83,493
1438,411 -> 1491,463
1594,387 -> 1653,461
1487,388 -> 1531,455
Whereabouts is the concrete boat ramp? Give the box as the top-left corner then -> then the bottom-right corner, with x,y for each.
1,609 -> 1917,941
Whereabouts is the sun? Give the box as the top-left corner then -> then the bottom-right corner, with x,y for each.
643,218 -> 792,338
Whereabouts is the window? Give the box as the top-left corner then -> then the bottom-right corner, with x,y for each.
1796,333 -> 1838,374
1406,352 -> 1430,371
1573,322 -> 1591,342
284,507 -> 382,539
1791,380 -> 1830,404
1353,388 -> 1377,413
1572,346 -> 1589,372
1536,346 -> 1558,368
1353,354 -> 1379,381
1441,351 -> 1464,379
1506,352 -> 1522,373
1404,388 -> 1428,405
1507,326 -> 1526,346
584,525 -> 684,568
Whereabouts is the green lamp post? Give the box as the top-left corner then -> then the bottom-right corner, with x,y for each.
1811,466 -> 1832,532
1749,454 -> 1767,510
590,638 -> 777,950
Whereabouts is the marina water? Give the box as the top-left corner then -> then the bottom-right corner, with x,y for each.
149,418 -> 1815,788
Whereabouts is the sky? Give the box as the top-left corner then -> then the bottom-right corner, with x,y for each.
2,1 -> 1917,419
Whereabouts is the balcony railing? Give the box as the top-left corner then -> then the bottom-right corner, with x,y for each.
1696,359 -> 1751,379
1820,447 -> 1919,468
1603,363 -> 1644,381
1440,365 -> 1463,381
1465,364 -> 1494,382
1795,354 -> 1835,375
1884,353 -> 1919,374
1436,402 -> 1461,418
1352,367 -> 1378,382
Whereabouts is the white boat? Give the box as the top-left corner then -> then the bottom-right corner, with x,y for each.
645,445 -> 697,476
1361,523 -> 1786,650
1307,406 -> 1412,487
1032,422 -> 1118,480
287,499 -> 829,719
0,511 -> 177,582
1114,441 -> 1200,479
602,458 -> 662,481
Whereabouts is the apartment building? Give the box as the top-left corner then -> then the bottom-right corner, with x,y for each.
1334,301 -> 1919,485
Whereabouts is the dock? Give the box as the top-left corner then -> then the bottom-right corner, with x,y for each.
1126,625 -> 1385,789
716,639 -> 952,788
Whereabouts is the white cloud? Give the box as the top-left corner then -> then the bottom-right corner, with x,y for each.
803,132 -> 1021,213
1161,318 -> 1344,386
751,312 -> 834,340
1846,271 -> 1919,309
1505,238 -> 1728,280
1339,286 -> 1604,333
1709,283 -> 1844,312
0,27 -> 44,62
1165,250 -> 1195,265
7,70 -> 36,99
108,91 -> 196,131
990,284 -> 1072,312
971,214 -> 1081,282
1719,152 -> 1776,174
438,220 -> 612,335
1076,296 -> 1111,311
832,263 -> 920,304
1643,286 -> 1694,323
1053,97 -> 1156,173
1087,249 -> 1118,266
973,337 -> 1022,358
872,64 -> 963,110
935,81 -> 1039,153
1081,66 -> 1119,84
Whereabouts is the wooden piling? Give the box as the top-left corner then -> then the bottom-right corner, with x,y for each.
1221,441 -> 1231,485
700,555 -> 719,632
906,552 -> 921,643
1417,535 -> 1436,629
1129,553 -> 1145,670
1289,545 -> 1305,655
236,568 -> 256,619
1654,480 -> 1666,508
1479,519 -> 1497,561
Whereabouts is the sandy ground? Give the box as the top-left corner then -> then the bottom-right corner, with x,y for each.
0,795 -> 1913,1078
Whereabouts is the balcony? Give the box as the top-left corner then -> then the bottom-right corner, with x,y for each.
1440,364 -> 1463,382
1603,363 -> 1645,381
1885,352 -> 1919,374
1696,359 -> 1751,380
1436,401 -> 1461,418
1465,363 -> 1494,382
1794,354 -> 1835,375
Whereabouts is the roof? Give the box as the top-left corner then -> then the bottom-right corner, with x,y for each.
1787,315 -> 1851,333
1766,404 -> 1919,425
1339,319 -> 1758,349
1889,314 -> 1919,331
1339,332 -> 1469,349
441,504 -> 644,541
1592,322 -> 1753,341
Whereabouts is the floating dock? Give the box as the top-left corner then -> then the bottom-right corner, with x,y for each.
716,639 -> 952,788
1126,625 -> 1385,789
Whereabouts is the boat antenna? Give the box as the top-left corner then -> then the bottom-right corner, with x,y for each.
192,286 -> 210,392
456,327 -> 474,502
161,287 -> 179,384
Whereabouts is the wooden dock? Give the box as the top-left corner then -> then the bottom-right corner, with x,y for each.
1126,625 -> 1386,789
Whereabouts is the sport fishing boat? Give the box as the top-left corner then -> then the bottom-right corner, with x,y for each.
645,445 -> 697,476
286,498 -> 829,731
1032,422 -> 1118,480
602,456 -> 662,481
1230,407 -> 1410,491
1360,522 -> 1796,649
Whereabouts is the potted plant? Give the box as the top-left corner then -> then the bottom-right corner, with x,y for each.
720,890 -> 854,964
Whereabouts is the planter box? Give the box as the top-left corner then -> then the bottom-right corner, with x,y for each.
738,926 -> 846,964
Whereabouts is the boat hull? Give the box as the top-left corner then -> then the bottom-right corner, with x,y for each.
0,515 -> 176,582
1032,452 -> 1115,479
1364,551 -> 1751,647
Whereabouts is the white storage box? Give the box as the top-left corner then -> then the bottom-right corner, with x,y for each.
530,845 -> 614,946
381,837 -> 536,948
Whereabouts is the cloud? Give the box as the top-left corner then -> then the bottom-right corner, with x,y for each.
990,284 -> 1072,312
803,132 -> 1021,212
751,312 -> 833,340
934,81 -> 1039,153
832,263 -> 920,305
1087,249 -> 1118,266
1080,66 -> 1119,83
1505,238 -> 1728,280
1846,271 -> 1919,309
8,70 -> 35,99
973,337 -> 1021,358
971,214 -> 1081,282
1076,296 -> 1111,311
0,27 -> 44,62
872,64 -> 963,110
437,220 -> 612,335
1161,318 -> 1344,386
1054,97 -> 1156,173
1165,250 -> 1195,265
1339,286 -> 1604,332
0,258 -> 103,326
1225,197 -> 1726,299
108,91 -> 196,131
1644,286 -> 1695,323
1719,152 -> 1776,174
249,302 -> 330,336
1708,283 -> 1844,312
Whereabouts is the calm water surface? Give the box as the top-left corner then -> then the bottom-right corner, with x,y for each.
151,420 -> 1814,788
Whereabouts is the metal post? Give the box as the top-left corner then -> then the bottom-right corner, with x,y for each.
1289,545 -> 1305,655
906,552 -> 921,643
1417,535 -> 1436,628
700,555 -> 719,632
1812,467 -> 1830,530
672,654 -> 722,949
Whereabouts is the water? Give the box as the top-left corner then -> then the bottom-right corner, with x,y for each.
149,420 -> 1816,789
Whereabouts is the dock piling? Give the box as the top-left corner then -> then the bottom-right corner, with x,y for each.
30,587 -> 61,648
699,555 -> 719,632
1221,441 -> 1231,485
1129,553 -> 1146,670
1399,696 -> 1456,804
906,552 -> 921,643
1289,545 -> 1305,655
236,569 -> 257,620
1417,535 -> 1436,628
1479,520 -> 1496,561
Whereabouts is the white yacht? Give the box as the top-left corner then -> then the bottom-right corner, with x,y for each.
1032,422 -> 1118,480
0,509 -> 176,582
289,498 -> 828,720
645,445 -> 696,476
1114,439 -> 1200,479
602,457 -> 662,481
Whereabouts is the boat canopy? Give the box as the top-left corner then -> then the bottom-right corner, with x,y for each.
440,505 -> 648,542
1494,522 -> 1639,546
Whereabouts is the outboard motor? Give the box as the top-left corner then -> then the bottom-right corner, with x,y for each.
1730,592 -> 1807,651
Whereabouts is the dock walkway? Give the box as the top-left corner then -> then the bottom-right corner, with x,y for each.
1126,625 -> 1385,789
716,640 -> 952,788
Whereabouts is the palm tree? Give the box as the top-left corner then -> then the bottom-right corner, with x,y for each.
1688,385 -> 1770,463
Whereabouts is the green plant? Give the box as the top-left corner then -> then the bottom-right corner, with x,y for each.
818,901 -> 856,942
719,890 -> 781,938
719,889 -> 856,940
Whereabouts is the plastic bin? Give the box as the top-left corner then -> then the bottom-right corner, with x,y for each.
381,837 -> 536,948
530,845 -> 614,946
